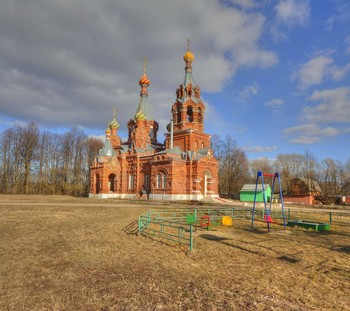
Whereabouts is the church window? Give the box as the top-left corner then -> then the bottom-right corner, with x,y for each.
157,171 -> 167,189
187,106 -> 193,122
108,174 -> 117,192
195,141 -> 198,148
177,108 -> 181,123
128,174 -> 134,190
202,142 -> 204,149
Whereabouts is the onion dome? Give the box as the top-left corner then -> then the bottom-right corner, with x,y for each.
109,108 -> 120,129
139,58 -> 151,86
109,118 -> 120,129
139,74 -> 150,86
183,38 -> 194,63
135,109 -> 147,121
183,49 -> 194,63
166,122 -> 171,132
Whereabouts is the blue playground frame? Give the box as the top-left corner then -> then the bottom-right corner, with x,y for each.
251,171 -> 287,232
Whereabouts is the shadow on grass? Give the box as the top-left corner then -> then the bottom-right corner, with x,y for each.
332,245 -> 350,254
121,220 -> 139,235
199,234 -> 266,256
199,234 -> 230,241
277,255 -> 300,263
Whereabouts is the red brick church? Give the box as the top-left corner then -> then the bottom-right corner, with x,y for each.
89,44 -> 218,200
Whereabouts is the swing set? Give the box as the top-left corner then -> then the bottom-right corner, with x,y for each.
251,171 -> 287,232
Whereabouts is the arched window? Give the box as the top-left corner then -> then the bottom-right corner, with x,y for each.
108,174 -> 117,192
157,171 -> 167,189
128,174 -> 134,190
95,173 -> 100,194
177,108 -> 181,123
187,106 -> 193,122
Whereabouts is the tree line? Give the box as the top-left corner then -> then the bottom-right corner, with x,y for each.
1,122 -> 349,202
211,135 -> 350,204
0,122 -> 103,196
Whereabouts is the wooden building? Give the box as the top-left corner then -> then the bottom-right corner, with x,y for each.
284,178 -> 322,205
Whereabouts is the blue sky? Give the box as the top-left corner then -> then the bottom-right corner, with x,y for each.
0,0 -> 349,162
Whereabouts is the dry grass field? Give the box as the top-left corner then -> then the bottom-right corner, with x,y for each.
0,195 -> 349,311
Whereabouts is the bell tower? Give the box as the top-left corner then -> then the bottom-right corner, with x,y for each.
127,59 -> 160,150
165,41 -> 210,152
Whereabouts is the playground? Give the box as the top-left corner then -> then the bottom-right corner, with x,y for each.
1,194 -> 350,310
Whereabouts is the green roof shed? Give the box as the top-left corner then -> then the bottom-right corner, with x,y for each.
240,184 -> 271,202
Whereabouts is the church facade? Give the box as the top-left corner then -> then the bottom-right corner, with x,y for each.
89,45 -> 218,200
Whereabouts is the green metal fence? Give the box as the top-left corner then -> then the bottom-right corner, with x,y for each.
138,215 -> 193,251
146,208 -> 254,223
285,210 -> 350,225
138,207 -> 350,251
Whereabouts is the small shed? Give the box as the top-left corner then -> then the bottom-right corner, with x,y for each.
240,184 -> 271,202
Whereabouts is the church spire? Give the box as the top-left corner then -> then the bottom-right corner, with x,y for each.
183,38 -> 195,87
134,58 -> 152,121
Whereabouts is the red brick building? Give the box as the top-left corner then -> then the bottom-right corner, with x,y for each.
89,45 -> 218,200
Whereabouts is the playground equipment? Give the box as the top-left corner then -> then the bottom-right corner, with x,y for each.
287,220 -> 331,231
251,171 -> 287,231
139,207 -> 349,251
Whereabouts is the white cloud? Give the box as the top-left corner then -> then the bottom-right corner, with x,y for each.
302,87 -> 350,123
325,2 -> 350,31
0,0 -> 277,131
275,0 -> 310,26
264,98 -> 285,107
243,146 -> 277,153
238,82 -> 259,102
293,56 -> 332,89
293,56 -> 350,89
283,123 -> 349,145
271,0 -> 310,42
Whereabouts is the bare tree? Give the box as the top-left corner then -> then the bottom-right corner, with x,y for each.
19,122 -> 39,194
83,137 -> 103,195
217,135 -> 249,198
275,153 -> 304,193
339,159 -> 350,196
249,158 -> 274,180
318,158 -> 340,204
0,127 -> 23,193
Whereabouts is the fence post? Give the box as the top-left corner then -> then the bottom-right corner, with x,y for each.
288,209 -> 291,220
329,212 -> 332,224
190,225 -> 193,251
138,216 -> 142,234
194,209 -> 197,222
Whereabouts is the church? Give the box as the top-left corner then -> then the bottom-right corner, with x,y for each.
89,43 -> 218,200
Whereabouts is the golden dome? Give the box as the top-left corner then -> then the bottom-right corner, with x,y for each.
183,49 -> 194,63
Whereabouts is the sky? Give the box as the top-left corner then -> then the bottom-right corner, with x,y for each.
0,0 -> 349,163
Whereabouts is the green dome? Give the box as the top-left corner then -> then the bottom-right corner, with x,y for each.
109,118 -> 120,129
135,109 -> 146,121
